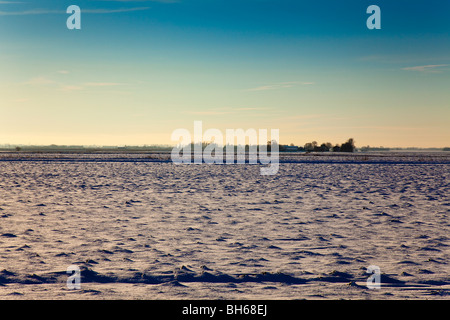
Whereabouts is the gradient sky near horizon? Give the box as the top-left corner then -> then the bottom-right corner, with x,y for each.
1,0 -> 449,147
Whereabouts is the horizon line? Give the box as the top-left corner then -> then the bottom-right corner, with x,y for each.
1,144 -> 449,150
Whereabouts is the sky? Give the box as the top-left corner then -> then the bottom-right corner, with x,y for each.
0,0 -> 449,147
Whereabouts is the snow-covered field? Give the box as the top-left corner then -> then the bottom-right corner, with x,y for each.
0,152 -> 449,299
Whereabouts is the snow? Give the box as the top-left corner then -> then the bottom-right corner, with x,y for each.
0,152 -> 448,299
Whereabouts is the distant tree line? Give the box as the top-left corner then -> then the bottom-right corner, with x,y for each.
174,139 -> 357,153
301,138 -> 356,153
359,145 -> 390,152
6,145 -> 174,153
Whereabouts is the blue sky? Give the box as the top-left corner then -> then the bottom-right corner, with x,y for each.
1,0 -> 449,147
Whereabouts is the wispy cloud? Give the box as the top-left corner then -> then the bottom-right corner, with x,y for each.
402,64 -> 448,73
98,0 -> 178,2
233,107 -> 271,111
0,9 -> 61,16
184,107 -> 273,116
23,76 -> 127,92
60,82 -> 126,91
13,98 -> 30,103
59,85 -> 83,92
280,114 -> 326,120
84,82 -> 124,87
245,81 -> 315,92
24,76 -> 55,86
82,7 -> 150,14
185,110 -> 233,116
0,6 -> 150,16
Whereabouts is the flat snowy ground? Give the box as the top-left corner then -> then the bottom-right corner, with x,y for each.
0,153 -> 448,299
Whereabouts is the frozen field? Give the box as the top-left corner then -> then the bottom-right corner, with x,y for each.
0,152 -> 449,299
